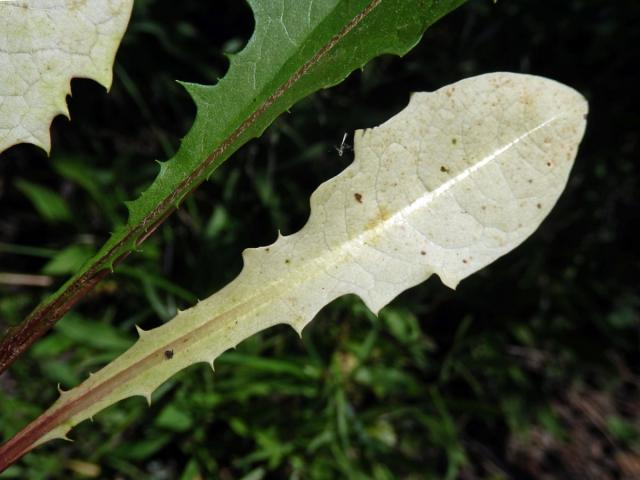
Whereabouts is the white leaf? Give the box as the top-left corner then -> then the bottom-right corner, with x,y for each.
0,0 -> 133,154
12,72 -> 588,452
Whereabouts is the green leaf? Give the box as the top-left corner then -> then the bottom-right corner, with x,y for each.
52,158 -> 122,227
14,179 -> 72,224
0,0 -> 467,374
179,459 -> 202,480
114,433 -> 172,460
156,404 -> 193,432
41,245 -> 95,276
54,312 -> 134,352
607,415 -> 639,443
217,352 -> 320,380
380,308 -> 422,343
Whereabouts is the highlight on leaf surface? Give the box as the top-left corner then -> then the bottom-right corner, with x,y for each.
0,72 -> 588,469
0,0 -> 134,154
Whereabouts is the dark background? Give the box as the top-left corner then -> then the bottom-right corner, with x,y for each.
1,1 -> 638,478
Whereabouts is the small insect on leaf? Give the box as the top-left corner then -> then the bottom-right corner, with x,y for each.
335,132 -> 351,157
164,350 -> 174,360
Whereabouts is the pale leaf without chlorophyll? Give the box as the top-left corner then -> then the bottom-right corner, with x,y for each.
0,0 -> 467,374
0,0 -> 134,153
0,72 -> 588,470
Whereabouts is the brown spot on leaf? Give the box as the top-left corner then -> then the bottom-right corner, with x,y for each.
420,251 -> 426,256
365,207 -> 391,230
66,0 -> 87,10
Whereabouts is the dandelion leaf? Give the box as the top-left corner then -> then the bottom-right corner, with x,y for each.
0,73 -> 588,463
0,0 -> 133,154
